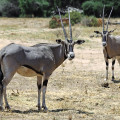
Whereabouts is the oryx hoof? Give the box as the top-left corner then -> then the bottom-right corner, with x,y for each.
5,105 -> 11,110
38,106 -> 42,111
0,106 -> 3,111
42,106 -> 48,112
36,104 -> 42,111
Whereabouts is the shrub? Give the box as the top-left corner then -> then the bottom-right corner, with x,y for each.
19,0 -> 49,17
49,15 -> 69,29
93,2 -> 103,17
49,19 -> 59,29
65,11 -> 82,25
82,1 -> 95,16
81,16 -> 101,27
1,0 -> 20,17
82,1 -> 103,17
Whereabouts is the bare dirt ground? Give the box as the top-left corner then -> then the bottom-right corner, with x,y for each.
0,18 -> 120,120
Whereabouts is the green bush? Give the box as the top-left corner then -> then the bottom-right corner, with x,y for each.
93,2 -> 103,17
65,11 -> 82,25
81,0 -> 120,17
0,0 -> 20,17
82,1 -> 103,17
49,19 -> 59,29
81,16 -> 99,27
82,1 -> 95,16
19,0 -> 49,17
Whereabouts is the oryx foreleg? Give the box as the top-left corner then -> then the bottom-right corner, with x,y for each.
37,76 -> 42,111
112,58 -> 115,81
42,74 -> 49,112
105,58 -> 109,81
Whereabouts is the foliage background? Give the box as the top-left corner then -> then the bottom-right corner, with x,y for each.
0,0 -> 119,17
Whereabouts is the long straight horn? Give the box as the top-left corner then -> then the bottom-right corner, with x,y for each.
68,8 -> 72,41
106,7 -> 113,31
57,6 -> 68,41
102,5 -> 105,31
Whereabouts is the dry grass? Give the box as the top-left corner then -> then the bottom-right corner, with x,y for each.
0,18 -> 120,120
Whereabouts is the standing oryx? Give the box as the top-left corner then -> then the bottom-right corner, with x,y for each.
94,6 -> 120,81
0,7 -> 85,111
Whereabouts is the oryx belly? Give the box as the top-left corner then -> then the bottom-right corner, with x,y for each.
17,66 -> 41,77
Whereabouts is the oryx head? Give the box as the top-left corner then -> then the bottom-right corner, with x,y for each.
56,7 -> 85,60
94,6 -> 115,48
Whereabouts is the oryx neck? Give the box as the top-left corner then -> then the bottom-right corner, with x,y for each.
50,44 -> 67,68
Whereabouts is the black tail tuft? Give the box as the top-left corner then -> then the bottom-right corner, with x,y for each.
0,65 -> 3,94
0,65 -> 3,86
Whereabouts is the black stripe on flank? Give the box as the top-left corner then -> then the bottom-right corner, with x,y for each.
23,65 -> 43,76
43,80 -> 48,86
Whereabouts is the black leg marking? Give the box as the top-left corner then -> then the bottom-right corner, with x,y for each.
112,60 -> 115,81
106,61 -> 108,66
112,60 -> 115,66
37,84 -> 41,90
112,67 -> 114,70
112,76 -> 114,80
43,80 -> 48,86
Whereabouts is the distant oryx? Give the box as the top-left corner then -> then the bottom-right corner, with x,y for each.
0,8 -> 85,111
94,6 -> 119,81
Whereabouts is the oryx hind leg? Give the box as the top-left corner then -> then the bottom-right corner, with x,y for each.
0,57 -> 19,110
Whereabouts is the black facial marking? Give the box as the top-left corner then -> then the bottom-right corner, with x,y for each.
103,31 -> 107,34
64,44 -> 68,60
67,40 -> 72,43
69,45 -> 73,52
112,60 -> 115,66
43,80 -> 48,86
23,65 -> 43,75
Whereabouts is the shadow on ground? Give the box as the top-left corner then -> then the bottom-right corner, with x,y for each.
50,109 -> 94,115
9,108 -> 94,115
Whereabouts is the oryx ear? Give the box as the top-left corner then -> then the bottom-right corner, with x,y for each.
109,28 -> 116,34
94,31 -> 102,34
56,39 -> 64,44
56,39 -> 62,44
74,40 -> 85,45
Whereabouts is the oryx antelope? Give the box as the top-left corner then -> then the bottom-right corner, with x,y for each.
0,8 -> 85,111
94,6 -> 119,81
